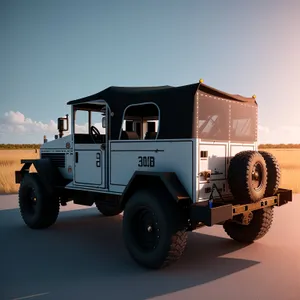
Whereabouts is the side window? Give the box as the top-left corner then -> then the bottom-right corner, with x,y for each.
74,110 -> 88,134
91,111 -> 106,134
122,120 -> 134,131
145,120 -> 158,139
120,103 -> 159,140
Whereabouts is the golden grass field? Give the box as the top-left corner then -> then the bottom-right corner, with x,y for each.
0,148 -> 299,194
0,149 -> 39,194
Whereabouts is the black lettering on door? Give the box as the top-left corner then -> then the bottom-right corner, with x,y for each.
138,156 -> 155,167
96,152 -> 101,167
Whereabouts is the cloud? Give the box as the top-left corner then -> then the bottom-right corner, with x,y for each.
258,123 -> 300,144
0,111 -> 298,144
73,122 -> 105,134
0,111 -> 57,136
0,111 -> 105,143
258,124 -> 270,134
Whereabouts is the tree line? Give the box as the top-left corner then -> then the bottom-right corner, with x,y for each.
258,144 -> 300,149
1,143 -> 300,150
0,144 -> 41,150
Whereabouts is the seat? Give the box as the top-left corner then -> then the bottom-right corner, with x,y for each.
144,131 -> 157,139
121,131 -> 140,140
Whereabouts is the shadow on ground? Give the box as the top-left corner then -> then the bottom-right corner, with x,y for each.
0,207 -> 260,300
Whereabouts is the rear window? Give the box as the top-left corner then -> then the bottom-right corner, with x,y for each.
230,102 -> 257,142
198,96 -> 257,142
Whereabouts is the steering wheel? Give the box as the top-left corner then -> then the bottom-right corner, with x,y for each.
90,125 -> 101,143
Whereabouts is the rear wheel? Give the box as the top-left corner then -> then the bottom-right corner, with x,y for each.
259,151 -> 281,197
228,150 -> 268,203
95,195 -> 123,216
18,173 -> 60,229
122,189 -> 188,269
95,201 -> 123,216
223,207 -> 274,243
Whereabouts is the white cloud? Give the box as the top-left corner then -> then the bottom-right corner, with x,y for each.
0,111 -> 57,135
258,124 -> 270,134
0,111 -> 298,144
258,123 -> 300,144
0,111 -> 64,143
74,123 -> 88,134
0,111 -> 105,143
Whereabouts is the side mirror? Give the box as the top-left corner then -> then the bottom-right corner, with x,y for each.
57,115 -> 69,131
102,116 -> 106,129
57,115 -> 69,138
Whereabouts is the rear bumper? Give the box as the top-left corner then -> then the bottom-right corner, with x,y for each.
190,188 -> 293,226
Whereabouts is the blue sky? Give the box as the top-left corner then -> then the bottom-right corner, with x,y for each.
1,0 -> 300,144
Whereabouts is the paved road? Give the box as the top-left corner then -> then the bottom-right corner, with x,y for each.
1,194 -> 299,300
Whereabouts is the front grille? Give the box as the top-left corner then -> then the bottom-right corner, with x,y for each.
41,152 -> 65,168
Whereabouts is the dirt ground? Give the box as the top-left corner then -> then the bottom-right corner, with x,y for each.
1,193 -> 299,300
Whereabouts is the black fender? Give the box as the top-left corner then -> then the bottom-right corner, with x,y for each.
15,158 -> 67,195
120,171 -> 191,210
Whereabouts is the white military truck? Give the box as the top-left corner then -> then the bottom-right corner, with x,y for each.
15,80 -> 292,269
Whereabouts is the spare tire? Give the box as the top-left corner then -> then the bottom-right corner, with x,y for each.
228,150 -> 267,203
259,151 -> 281,197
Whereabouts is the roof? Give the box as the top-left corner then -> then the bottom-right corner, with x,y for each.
67,81 -> 257,141
67,82 -> 256,106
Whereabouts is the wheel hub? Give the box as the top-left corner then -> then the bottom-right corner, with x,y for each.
25,187 -> 37,215
132,208 -> 159,251
252,162 -> 263,190
147,225 -> 153,232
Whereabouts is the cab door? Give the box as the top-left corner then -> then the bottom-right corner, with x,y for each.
74,144 -> 105,187
73,109 -> 106,189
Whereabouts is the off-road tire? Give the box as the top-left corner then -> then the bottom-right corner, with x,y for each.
122,189 -> 188,269
18,173 -> 60,229
95,201 -> 123,216
259,151 -> 281,197
228,150 -> 268,203
223,207 -> 274,243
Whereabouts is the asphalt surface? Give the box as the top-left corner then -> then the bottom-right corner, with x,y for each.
1,194 -> 299,300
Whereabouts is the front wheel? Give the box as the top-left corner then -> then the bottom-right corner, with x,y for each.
18,173 -> 60,229
122,189 -> 188,269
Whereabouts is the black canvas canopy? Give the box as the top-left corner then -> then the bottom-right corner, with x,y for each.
67,82 -> 255,106
67,82 -> 257,141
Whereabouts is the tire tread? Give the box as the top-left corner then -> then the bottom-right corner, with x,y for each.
228,150 -> 267,203
18,173 -> 59,229
223,207 -> 274,243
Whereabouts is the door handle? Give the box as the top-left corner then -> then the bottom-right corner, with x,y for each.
75,152 -> 78,163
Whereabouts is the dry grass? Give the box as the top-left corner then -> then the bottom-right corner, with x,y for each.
0,148 -> 300,194
261,148 -> 300,193
0,150 -> 39,194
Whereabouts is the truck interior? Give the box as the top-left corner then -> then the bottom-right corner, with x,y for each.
119,103 -> 159,140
